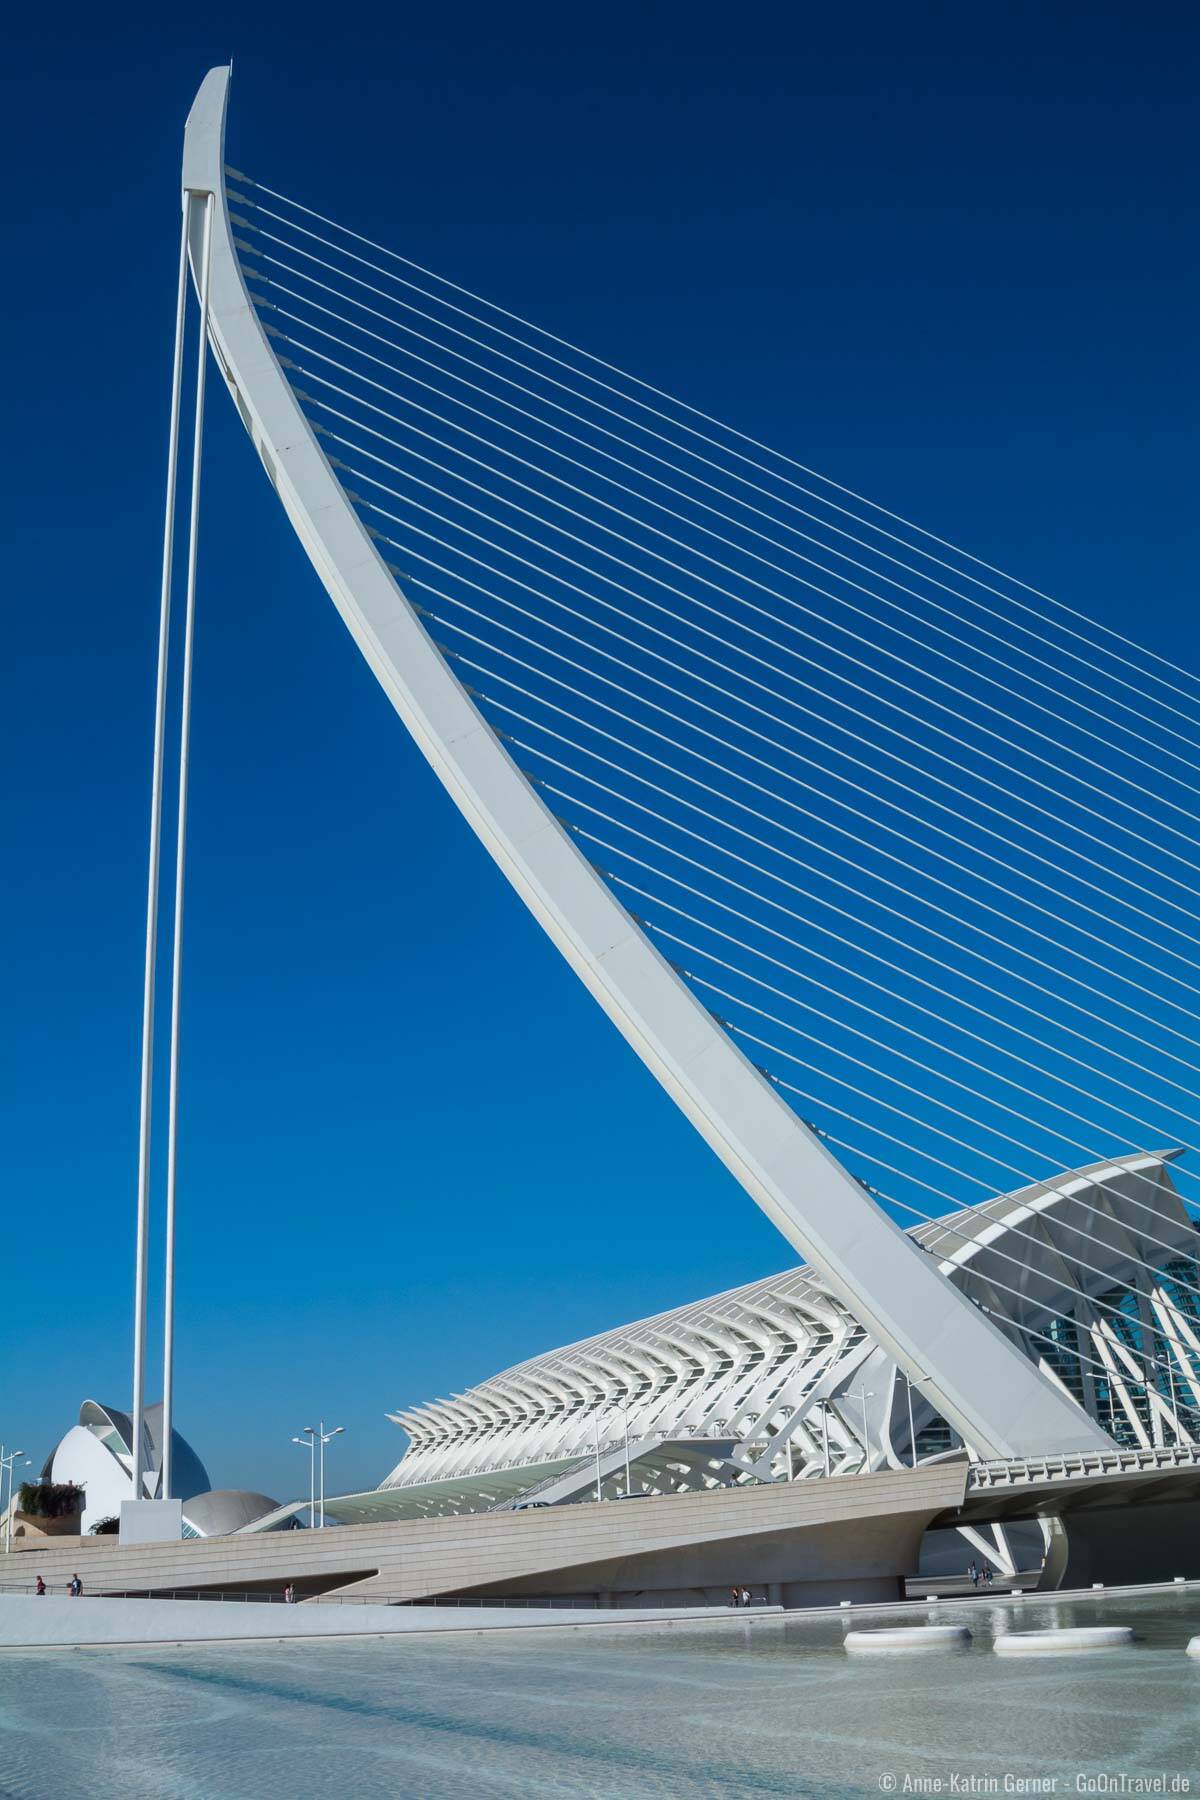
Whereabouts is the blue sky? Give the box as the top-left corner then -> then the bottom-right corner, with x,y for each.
4,1 -> 1196,1500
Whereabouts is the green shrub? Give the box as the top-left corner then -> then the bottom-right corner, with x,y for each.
17,1481 -> 84,1519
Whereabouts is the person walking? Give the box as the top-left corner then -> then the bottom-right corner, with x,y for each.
967,1561 -> 979,1589
34,1575 -> 46,1596
68,1573 -> 82,1597
740,1586 -> 752,1608
730,1586 -> 740,1607
284,1583 -> 297,1605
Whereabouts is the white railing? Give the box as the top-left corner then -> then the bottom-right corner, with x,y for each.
967,1442 -> 1200,1489
484,1460 -> 590,1512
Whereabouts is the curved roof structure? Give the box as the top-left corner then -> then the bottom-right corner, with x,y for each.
242,1151 -> 1198,1534
43,1401 -> 211,1534
181,1490 -> 279,1538
384,1152 -> 1193,1503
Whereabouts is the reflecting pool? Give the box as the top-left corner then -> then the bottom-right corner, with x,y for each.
2,1589 -> 1199,1798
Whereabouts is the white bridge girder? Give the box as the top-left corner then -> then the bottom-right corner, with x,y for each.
181,65 -> 1109,1461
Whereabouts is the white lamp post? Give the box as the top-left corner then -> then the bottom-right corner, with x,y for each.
592,1412 -> 603,1502
905,1373 -> 918,1469
292,1434 -> 316,1528
1,1449 -> 12,1551
314,1423 -> 344,1529
1,1451 -> 31,1554
1164,1341 -> 1182,1441
615,1395 -> 632,1495
848,1389 -> 875,1470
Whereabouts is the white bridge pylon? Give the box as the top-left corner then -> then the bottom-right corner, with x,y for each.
178,64 -> 1113,1461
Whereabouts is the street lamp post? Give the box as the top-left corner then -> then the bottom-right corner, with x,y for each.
905,1374 -> 918,1469
1,1450 -> 31,1555
314,1423 -> 343,1529
292,1434 -> 316,1528
1162,1335 -> 1182,1441
848,1389 -> 875,1471
619,1395 -> 632,1495
592,1413 -> 603,1503
820,1404 -> 831,1479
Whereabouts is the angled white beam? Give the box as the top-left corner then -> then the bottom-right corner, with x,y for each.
182,65 -> 1108,1459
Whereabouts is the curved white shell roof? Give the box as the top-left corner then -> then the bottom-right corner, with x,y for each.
384,1152 -> 1195,1498
43,1400 -> 211,1533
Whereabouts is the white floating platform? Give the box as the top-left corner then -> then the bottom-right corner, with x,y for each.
994,1626 -> 1133,1655
844,1625 -> 971,1652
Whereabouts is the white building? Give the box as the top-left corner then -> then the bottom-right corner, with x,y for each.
246,1150 -> 1200,1542
35,1401 -> 275,1539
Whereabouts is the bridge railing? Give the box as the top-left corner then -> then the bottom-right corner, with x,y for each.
967,1442 -> 1200,1489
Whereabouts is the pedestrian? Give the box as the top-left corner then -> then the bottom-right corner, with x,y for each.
68,1573 -> 82,1597
967,1561 -> 978,1589
984,1565 -> 994,1587
34,1575 -> 46,1596
740,1586 -> 752,1608
284,1583 -> 297,1605
730,1586 -> 740,1607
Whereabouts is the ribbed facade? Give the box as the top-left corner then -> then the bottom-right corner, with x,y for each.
384,1153 -> 1199,1504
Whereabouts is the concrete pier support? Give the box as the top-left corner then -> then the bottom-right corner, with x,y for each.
1037,1501 -> 1200,1590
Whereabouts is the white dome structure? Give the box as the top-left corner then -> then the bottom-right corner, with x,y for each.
43,1400 -> 211,1534
180,1489 -> 279,1538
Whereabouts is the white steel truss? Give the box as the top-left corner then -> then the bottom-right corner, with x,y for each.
384,1152 -> 1198,1504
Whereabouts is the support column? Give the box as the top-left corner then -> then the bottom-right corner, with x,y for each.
131,197 -> 193,1503
160,190 -> 213,1502
1038,1502 -> 1200,1589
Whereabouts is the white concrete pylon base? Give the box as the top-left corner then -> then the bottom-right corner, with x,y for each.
119,1500 -> 182,1544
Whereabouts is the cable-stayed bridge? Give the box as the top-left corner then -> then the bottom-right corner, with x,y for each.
133,68 -> 1200,1531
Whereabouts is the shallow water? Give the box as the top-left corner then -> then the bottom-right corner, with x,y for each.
2,1590 -> 1199,1798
